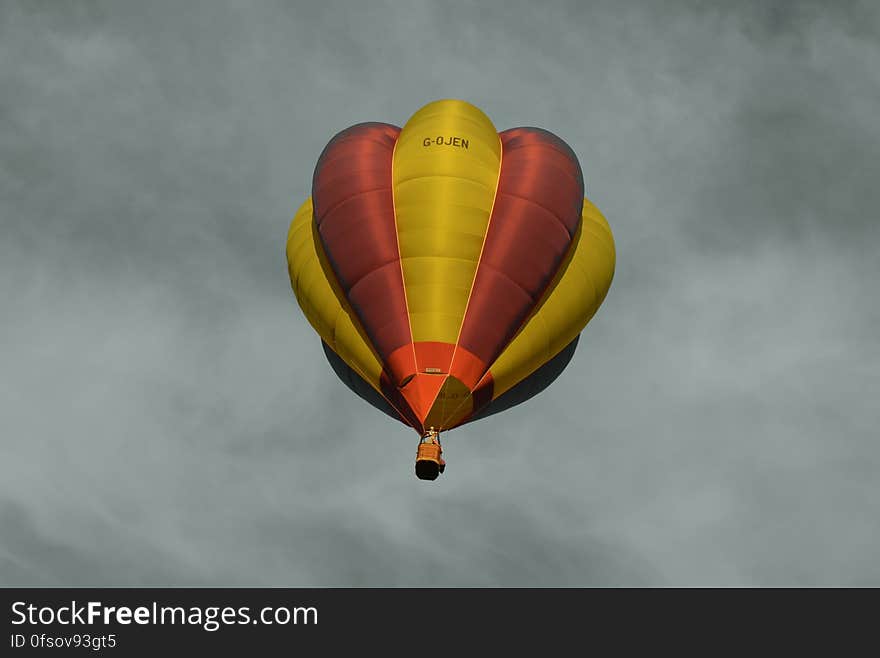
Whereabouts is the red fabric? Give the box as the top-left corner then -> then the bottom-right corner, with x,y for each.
463,371 -> 495,427
413,342 -> 455,374
311,123 -> 413,386
448,344 -> 492,391
457,127 -> 584,370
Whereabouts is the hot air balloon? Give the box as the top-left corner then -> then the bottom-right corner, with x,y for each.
286,99 -> 615,480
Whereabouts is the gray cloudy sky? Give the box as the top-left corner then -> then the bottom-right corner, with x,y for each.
2,0 -> 878,586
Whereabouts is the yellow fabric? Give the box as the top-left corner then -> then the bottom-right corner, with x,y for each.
423,375 -> 473,430
487,197 -> 616,398
286,198 -> 385,391
392,99 -> 502,344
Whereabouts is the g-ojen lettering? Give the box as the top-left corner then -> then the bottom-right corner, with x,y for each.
422,136 -> 470,149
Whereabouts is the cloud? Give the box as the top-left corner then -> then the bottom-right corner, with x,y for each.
1,0 -> 878,586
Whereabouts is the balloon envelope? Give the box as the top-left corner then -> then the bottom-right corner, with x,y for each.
286,99 -> 615,435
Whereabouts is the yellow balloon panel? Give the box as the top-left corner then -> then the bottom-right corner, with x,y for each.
392,99 -> 502,344
286,198 -> 385,391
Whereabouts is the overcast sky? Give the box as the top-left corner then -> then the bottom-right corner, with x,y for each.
2,0 -> 878,586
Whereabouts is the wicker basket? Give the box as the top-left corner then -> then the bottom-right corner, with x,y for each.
415,443 -> 444,480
